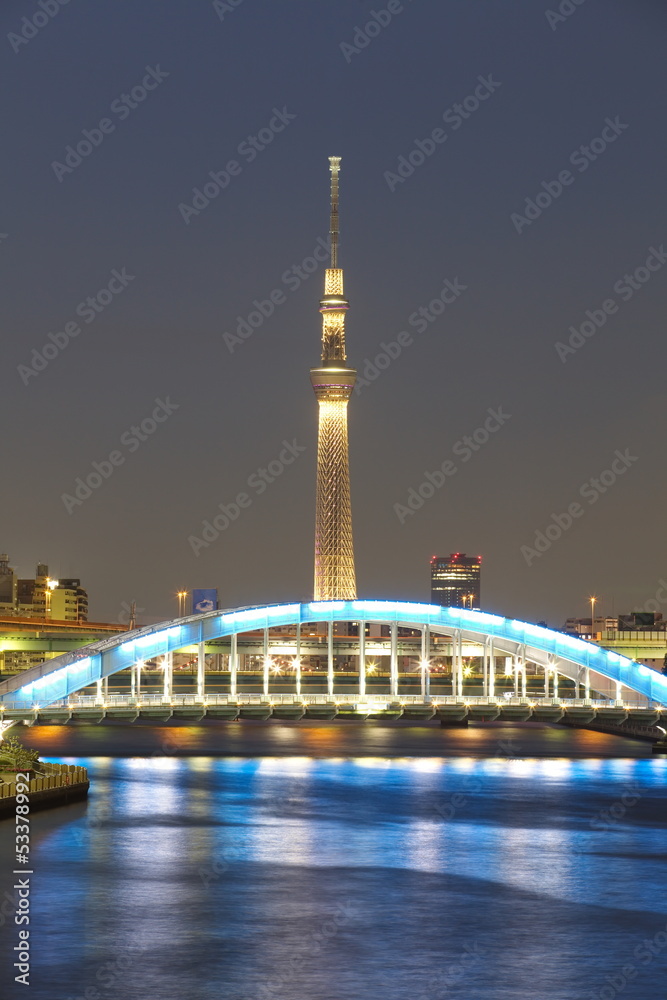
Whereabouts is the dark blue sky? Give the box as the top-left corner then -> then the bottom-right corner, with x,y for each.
1,0 -> 666,625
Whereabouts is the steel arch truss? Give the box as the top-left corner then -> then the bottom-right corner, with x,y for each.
1,601 -> 666,709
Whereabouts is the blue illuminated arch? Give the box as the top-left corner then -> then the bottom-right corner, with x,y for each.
0,601 -> 665,708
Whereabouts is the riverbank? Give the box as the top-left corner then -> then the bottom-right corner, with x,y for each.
0,762 -> 89,818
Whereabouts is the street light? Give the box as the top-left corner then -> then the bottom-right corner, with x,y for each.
45,577 -> 58,619
176,591 -> 188,617
589,596 -> 597,640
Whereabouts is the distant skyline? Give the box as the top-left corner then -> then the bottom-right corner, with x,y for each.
2,0 -> 666,626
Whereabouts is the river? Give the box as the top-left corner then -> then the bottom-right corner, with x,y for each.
1,721 -> 666,1000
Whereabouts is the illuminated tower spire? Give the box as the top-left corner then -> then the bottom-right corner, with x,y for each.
310,157 -> 357,600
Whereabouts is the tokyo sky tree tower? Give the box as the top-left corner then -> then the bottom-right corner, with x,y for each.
310,156 -> 357,601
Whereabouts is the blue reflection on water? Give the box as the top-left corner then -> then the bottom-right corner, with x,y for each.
1,756 -> 666,1000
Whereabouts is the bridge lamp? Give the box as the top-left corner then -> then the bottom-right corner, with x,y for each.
419,659 -> 431,672
366,661 -> 378,674
463,665 -> 472,677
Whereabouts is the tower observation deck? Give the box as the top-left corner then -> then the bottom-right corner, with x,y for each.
310,157 -> 357,601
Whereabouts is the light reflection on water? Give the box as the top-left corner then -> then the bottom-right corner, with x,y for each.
0,734 -> 665,1000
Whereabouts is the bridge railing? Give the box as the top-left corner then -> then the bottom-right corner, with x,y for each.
1,692 -> 655,711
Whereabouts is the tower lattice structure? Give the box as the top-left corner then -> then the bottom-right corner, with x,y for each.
310,157 -> 357,601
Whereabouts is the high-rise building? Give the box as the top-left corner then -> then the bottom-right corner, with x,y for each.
311,157 -> 357,601
51,579 -> 89,621
0,556 -> 88,621
0,555 -> 16,613
430,553 -> 481,608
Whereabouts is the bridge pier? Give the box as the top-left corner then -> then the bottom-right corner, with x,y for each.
327,621 -> 334,697
420,626 -> 430,700
390,622 -> 398,697
163,653 -> 173,700
359,621 -> 366,696
197,642 -> 205,699
263,629 -> 270,697
230,633 -> 238,697
296,624 -> 302,697
521,651 -> 527,699
489,641 -> 495,698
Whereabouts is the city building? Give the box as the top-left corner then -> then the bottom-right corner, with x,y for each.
430,553 -> 481,608
561,613 -> 667,674
0,554 -> 16,614
562,612 -> 665,639
0,556 -> 88,621
311,157 -> 357,601
50,580 -> 89,621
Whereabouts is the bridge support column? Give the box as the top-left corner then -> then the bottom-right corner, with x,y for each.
421,626 -> 430,700
615,680 -> 622,703
521,661 -> 527,699
135,661 -> 142,698
584,667 -> 590,701
327,621 -> 334,698
390,622 -> 398,697
544,663 -> 550,699
553,670 -> 559,699
488,642 -> 495,698
131,664 -> 136,698
197,642 -> 206,699
482,642 -> 488,697
513,657 -> 519,697
163,653 -> 173,700
263,628 -> 270,698
296,623 -> 302,697
230,633 -> 238,698
358,622 -> 366,697
96,679 -> 103,703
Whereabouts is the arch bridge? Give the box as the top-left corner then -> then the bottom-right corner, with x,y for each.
0,602 -> 665,727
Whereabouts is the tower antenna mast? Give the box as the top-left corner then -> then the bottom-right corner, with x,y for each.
329,155 -> 341,268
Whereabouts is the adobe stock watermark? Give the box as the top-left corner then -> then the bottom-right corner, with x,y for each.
555,245 -> 667,362
340,0 -> 415,63
589,784 -> 641,831
117,601 -> 146,626
384,74 -> 502,192
394,406 -> 511,524
17,268 -> 136,385
355,276 -> 468,393
7,0 -> 77,54
51,67 -> 170,182
212,0 -> 246,21
61,397 -> 180,514
188,439 -> 306,555
636,579 -> 667,618
521,448 -> 639,566
588,921 -> 667,1000
546,0 -> 587,31
511,116 -> 629,234
418,941 -> 486,1000
178,107 -> 296,225
223,235 -> 329,352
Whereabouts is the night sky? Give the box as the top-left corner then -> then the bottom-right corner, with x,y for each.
2,0 -> 666,627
